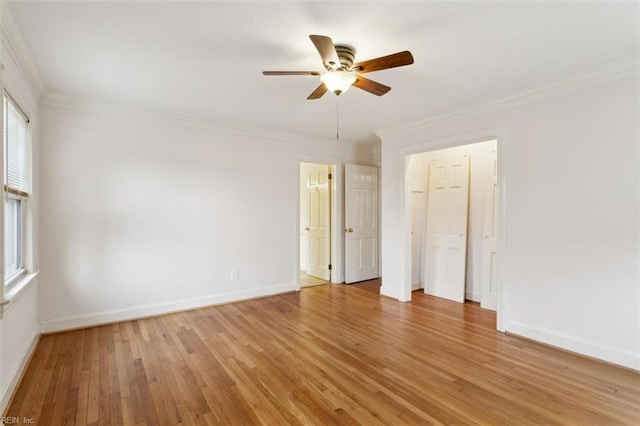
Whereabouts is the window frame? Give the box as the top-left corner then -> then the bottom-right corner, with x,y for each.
2,91 -> 34,305
4,194 -> 26,289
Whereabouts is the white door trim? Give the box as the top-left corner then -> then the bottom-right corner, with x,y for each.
398,127 -> 508,331
296,156 -> 344,289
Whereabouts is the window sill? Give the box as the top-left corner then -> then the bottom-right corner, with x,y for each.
2,271 -> 39,314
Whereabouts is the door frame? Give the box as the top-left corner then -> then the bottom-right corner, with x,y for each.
296,157 -> 344,289
399,127 -> 507,331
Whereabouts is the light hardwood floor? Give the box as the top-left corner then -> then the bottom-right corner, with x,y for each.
6,280 -> 640,425
299,271 -> 330,288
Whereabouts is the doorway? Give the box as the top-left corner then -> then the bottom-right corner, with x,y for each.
300,162 -> 333,288
407,139 -> 498,311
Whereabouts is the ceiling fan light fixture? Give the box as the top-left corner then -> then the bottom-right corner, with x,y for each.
263,34 -> 414,100
321,71 -> 357,95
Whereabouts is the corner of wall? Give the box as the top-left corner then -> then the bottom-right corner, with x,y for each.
0,2 -> 46,103
0,333 -> 39,415
0,4 -> 45,414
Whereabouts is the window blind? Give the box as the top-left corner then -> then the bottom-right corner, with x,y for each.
4,96 -> 30,196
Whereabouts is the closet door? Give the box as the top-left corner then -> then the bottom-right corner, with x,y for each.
481,149 -> 498,311
424,157 -> 470,303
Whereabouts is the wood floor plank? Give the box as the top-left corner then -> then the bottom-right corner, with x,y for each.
5,280 -> 640,425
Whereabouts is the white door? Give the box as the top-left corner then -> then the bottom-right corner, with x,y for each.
305,164 -> 331,281
424,157 -> 470,302
481,149 -> 498,310
345,164 -> 378,283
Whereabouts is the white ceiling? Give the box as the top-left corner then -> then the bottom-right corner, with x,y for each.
7,1 -> 639,144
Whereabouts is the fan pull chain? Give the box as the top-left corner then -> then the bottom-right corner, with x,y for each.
336,101 -> 340,141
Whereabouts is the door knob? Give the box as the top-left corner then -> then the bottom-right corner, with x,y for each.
305,227 -> 310,231
346,228 -> 354,233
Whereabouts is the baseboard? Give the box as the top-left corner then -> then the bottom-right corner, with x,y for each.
1,332 -> 40,415
506,320 -> 640,371
39,283 -> 296,334
380,284 -> 399,300
465,292 -> 480,302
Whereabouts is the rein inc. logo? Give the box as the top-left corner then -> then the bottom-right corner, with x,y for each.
1,417 -> 35,424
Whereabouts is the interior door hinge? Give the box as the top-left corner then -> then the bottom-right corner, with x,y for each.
328,173 -> 332,180
328,264 -> 332,270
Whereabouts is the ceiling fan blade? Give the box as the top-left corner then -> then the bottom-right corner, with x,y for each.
353,51 -> 414,74
307,83 -> 328,100
263,71 -> 321,76
309,34 -> 341,70
353,76 -> 391,96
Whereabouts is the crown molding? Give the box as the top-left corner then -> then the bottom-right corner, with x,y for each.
376,58 -> 639,141
41,93 -> 374,152
0,4 -> 47,99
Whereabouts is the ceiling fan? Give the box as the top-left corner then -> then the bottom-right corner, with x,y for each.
263,35 -> 414,100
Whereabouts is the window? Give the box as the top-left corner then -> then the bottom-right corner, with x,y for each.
3,94 -> 31,290
5,198 -> 22,279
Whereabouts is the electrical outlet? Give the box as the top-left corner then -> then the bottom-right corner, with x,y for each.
230,269 -> 239,280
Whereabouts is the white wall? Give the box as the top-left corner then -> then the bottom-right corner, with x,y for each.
408,140 -> 497,301
38,102 -> 372,332
379,74 -> 640,370
0,3 -> 41,412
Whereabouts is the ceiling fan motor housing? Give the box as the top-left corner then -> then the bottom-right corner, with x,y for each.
325,44 -> 356,71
